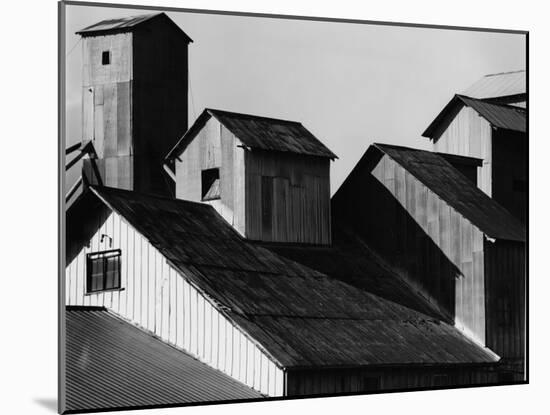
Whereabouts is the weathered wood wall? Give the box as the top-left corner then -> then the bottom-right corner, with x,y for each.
175,120 -> 331,244
81,19 -> 190,196
175,118 -> 247,235
132,18 -> 189,196
285,366 -> 498,396
484,239 -> 526,381
333,154 -> 486,345
433,106 -> 493,196
491,129 -> 527,224
65,211 -> 284,396
245,151 -> 331,244
82,33 -> 134,191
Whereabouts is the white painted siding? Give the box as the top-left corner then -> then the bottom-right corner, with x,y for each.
66,211 -> 284,396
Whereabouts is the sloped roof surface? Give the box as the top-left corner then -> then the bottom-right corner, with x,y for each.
458,96 -> 526,133
87,186 -> 498,369
423,94 -> 526,139
76,12 -> 193,41
65,307 -> 262,412
463,70 -> 526,99
166,108 -> 337,160
373,144 -> 525,242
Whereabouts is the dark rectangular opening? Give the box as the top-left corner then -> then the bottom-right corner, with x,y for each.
86,249 -> 121,293
201,168 -> 220,201
102,50 -> 110,65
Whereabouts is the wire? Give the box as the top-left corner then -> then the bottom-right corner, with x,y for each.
66,38 -> 81,58
188,64 -> 197,121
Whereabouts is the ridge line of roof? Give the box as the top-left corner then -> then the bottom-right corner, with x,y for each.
206,108 -> 304,125
483,69 -> 525,77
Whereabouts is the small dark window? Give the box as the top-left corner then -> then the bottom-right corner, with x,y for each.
102,50 -> 110,65
86,249 -> 121,293
201,168 -> 220,201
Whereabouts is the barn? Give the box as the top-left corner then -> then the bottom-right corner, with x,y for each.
62,11 -> 527,414
332,143 -> 526,381
422,71 -> 527,223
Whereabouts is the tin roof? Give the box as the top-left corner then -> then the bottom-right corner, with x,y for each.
463,70 -> 526,100
65,307 -> 263,412
370,144 -> 526,242
423,94 -> 526,139
80,186 -> 499,369
76,12 -> 193,42
457,96 -> 526,132
166,108 -> 337,160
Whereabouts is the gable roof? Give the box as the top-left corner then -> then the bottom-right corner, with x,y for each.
76,12 -> 193,42
65,307 -> 262,412
463,70 -> 526,100
423,94 -> 526,140
80,185 -> 499,369
370,144 -> 525,242
165,108 -> 337,161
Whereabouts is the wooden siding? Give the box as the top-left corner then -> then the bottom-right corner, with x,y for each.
66,211 -> 283,396
334,154 -> 486,344
81,21 -> 189,197
175,118 -> 246,235
484,239 -> 526,380
433,106 -> 493,196
245,151 -> 331,244
285,366 -> 498,396
82,33 -> 133,87
491,129 -> 527,223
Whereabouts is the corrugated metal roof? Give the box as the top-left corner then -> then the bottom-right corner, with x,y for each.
463,70 -> 526,99
166,108 -> 337,160
65,307 -> 262,412
372,144 -> 526,242
457,95 -> 526,133
76,12 -> 193,42
83,186 -> 499,369
423,94 -> 526,139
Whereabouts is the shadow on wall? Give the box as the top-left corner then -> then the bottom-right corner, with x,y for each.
329,167 -> 463,322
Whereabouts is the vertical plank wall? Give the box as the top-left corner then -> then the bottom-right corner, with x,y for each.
66,211 -> 283,396
285,366 -> 497,396
82,33 -> 134,191
245,151 -> 331,245
175,117 -> 246,235
484,239 -> 526,380
433,107 -> 493,196
371,155 -> 486,345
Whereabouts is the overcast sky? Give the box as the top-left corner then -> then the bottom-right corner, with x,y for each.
64,4 -> 526,194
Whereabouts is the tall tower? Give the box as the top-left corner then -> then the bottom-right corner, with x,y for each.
77,12 -> 192,196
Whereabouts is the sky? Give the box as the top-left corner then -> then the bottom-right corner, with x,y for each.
64,4 -> 526,194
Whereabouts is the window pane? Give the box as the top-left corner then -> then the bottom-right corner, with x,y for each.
104,256 -> 119,289
89,258 -> 104,292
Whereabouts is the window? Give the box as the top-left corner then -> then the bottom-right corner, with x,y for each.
86,249 -> 121,293
201,168 -> 220,201
102,50 -> 110,65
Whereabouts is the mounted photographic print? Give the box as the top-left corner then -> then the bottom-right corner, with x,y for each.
59,1 -> 528,413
